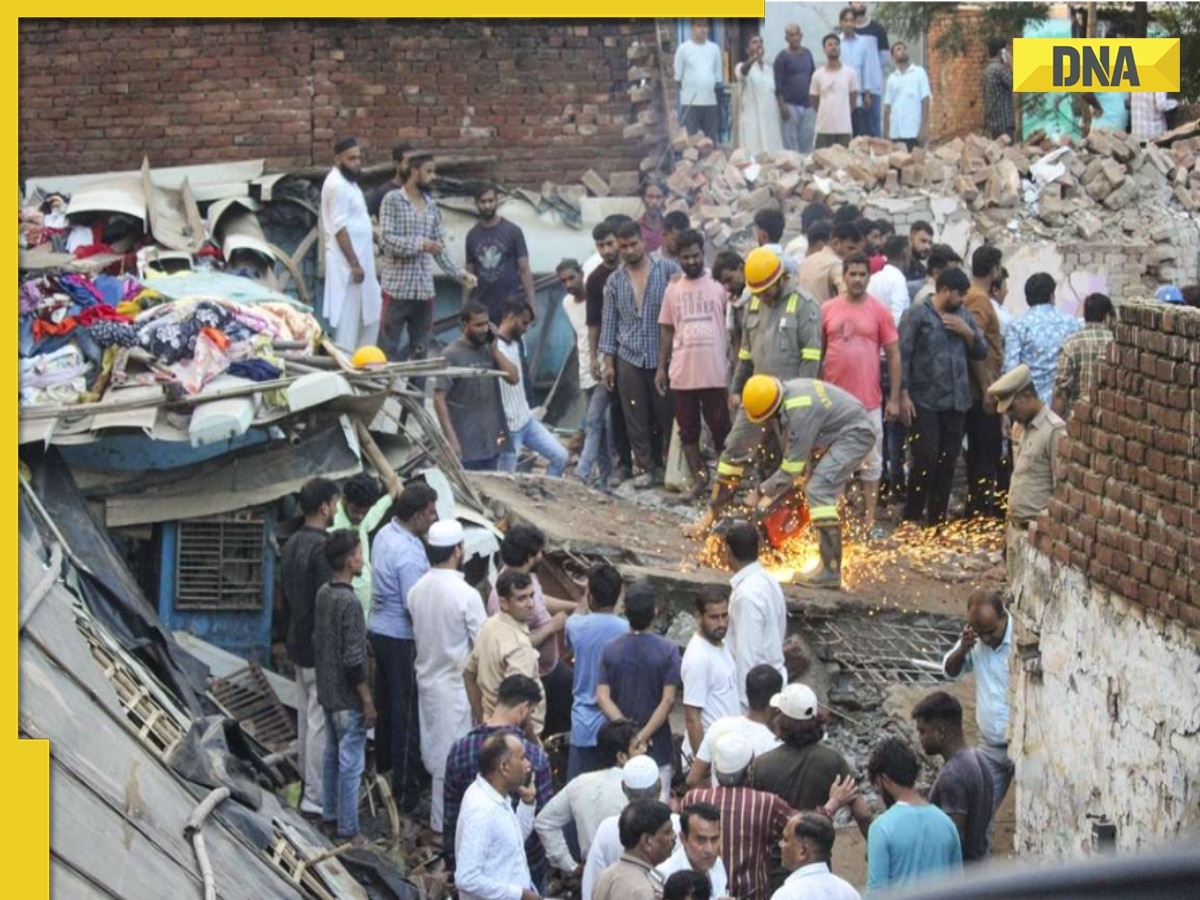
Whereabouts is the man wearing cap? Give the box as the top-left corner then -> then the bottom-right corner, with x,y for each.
407,519 -> 487,840
1001,272 -> 1081,404
378,151 -> 477,363
773,812 -> 861,900
321,137 -> 382,352
752,684 -> 873,836
733,375 -> 876,590
989,364 -> 1065,578
688,664 -> 783,790
684,732 -> 795,900
684,246 -> 822,538
582,755 -> 675,900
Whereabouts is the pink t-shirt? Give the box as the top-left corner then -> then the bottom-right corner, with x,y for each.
821,294 -> 899,409
658,272 -> 729,390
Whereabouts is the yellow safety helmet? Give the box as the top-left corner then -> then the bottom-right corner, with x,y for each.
743,375 -> 783,423
351,345 -> 388,367
744,247 -> 784,295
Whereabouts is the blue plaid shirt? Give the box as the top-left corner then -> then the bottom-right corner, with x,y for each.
443,724 -> 553,883
379,187 -> 466,300
1003,304 -> 1083,403
599,257 -> 681,368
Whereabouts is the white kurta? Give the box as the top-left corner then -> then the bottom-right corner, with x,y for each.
320,167 -> 382,350
408,567 -> 486,830
737,62 -> 784,157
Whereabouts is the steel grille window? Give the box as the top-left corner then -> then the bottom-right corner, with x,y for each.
176,516 -> 266,611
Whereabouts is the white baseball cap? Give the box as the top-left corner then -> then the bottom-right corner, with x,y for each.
427,520 -> 464,548
713,732 -> 754,775
622,754 -> 661,790
770,683 -> 819,721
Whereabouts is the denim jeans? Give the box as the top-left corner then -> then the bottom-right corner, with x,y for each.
781,104 -> 816,154
322,707 -> 367,838
499,417 -> 570,476
462,456 -> 501,472
866,93 -> 883,137
576,385 -> 615,483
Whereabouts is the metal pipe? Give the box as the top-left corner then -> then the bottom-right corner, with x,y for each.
260,747 -> 299,767
183,786 -> 231,900
19,541 -> 63,633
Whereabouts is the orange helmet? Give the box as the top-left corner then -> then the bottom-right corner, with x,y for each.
351,345 -> 388,367
743,375 -> 784,423
745,247 -> 784,295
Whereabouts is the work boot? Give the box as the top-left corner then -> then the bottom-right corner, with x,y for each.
682,443 -> 709,501
798,524 -> 842,590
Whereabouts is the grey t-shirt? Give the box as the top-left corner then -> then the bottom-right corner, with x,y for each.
928,748 -> 995,862
436,336 -> 511,463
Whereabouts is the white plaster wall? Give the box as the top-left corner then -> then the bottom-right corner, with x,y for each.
1010,542 -> 1200,857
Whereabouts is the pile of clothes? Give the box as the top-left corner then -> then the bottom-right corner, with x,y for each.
19,271 -> 323,406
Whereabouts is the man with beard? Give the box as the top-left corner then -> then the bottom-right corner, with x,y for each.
810,33 -> 858,149
496,297 -> 570,476
713,250 -> 749,368
837,6 -> 882,138
866,737 -> 962,892
882,41 -> 930,150
558,258 -> 593,459
585,217 -> 635,487
433,301 -> 520,471
599,221 -> 681,488
656,229 -> 731,500
367,142 -> 410,217
283,477 -> 340,818
407,520 -> 487,843
851,2 -> 891,136
905,220 -> 933,282
379,151 -> 476,362
898,267 -> 987,528
464,184 -> 535,323
320,137 -> 382,351
681,587 -> 741,767
638,180 -> 667,255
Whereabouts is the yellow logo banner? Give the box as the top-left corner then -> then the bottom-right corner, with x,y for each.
1012,38 -> 1180,93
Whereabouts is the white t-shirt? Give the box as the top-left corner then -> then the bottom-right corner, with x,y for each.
656,844 -> 730,897
695,715 -> 782,785
810,64 -> 859,136
681,634 -> 741,759
496,337 -> 530,431
562,293 -> 596,390
883,65 -> 931,140
674,40 -> 723,107
868,263 -> 912,329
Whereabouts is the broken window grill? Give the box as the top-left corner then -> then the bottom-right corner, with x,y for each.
809,614 -> 962,691
79,619 -> 189,760
176,515 -> 267,611
209,663 -> 297,753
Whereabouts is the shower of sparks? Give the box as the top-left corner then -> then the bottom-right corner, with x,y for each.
696,498 -> 1006,603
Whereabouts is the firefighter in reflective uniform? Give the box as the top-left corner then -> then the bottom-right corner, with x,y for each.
742,375 -> 876,590
684,246 -> 821,537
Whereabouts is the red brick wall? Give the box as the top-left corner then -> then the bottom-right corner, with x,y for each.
926,8 -> 987,142
18,19 -> 660,187
1036,302 -> 1200,618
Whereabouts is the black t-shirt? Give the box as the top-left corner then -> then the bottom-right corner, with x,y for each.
466,218 -> 529,323
367,178 -> 405,218
856,19 -> 890,59
929,748 -> 995,862
750,741 -> 853,812
586,263 -> 617,329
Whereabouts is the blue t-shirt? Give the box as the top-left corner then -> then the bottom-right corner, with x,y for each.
566,612 -> 630,747
866,802 -> 963,894
598,632 -> 682,767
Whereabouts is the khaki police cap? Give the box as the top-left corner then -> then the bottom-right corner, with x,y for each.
988,364 -> 1033,413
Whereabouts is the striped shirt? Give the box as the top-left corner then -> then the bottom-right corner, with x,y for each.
379,187 -> 466,299
1053,323 -> 1113,415
496,337 -> 531,431
599,256 -> 681,368
682,785 -> 794,900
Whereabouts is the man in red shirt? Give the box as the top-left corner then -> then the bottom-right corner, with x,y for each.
820,251 -> 901,538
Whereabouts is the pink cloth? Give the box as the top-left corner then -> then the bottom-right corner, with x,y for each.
657,272 -> 729,390
485,570 -> 557,677
820,294 -> 899,409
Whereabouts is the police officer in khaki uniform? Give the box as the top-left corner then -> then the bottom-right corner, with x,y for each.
737,375 -> 875,589
685,247 -> 822,537
989,364 -> 1066,579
